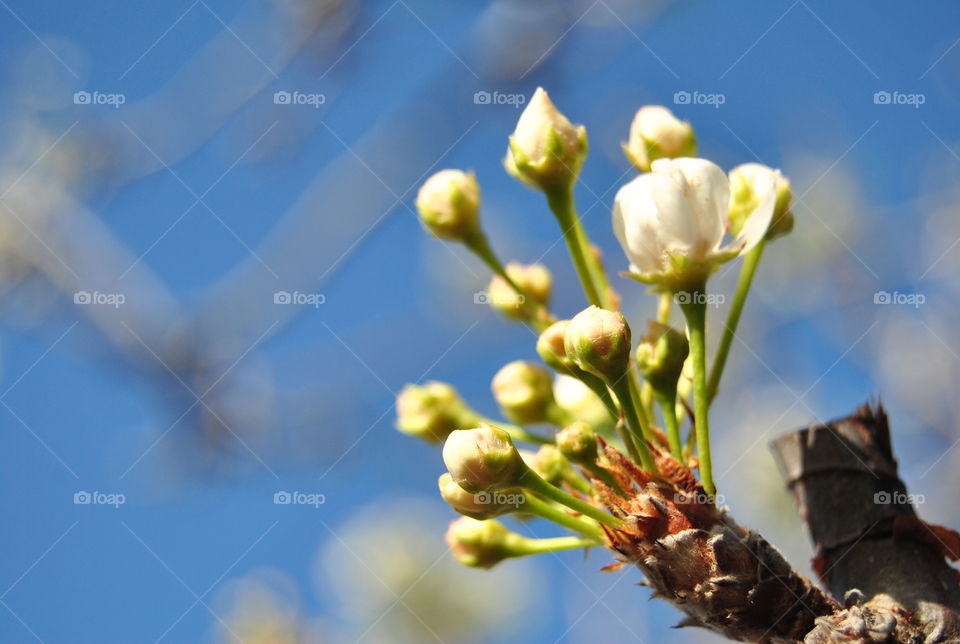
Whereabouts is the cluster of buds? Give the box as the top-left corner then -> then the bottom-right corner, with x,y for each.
401,87 -> 796,575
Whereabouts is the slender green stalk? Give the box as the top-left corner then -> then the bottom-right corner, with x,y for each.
514,534 -> 602,556
679,293 -> 715,496
608,379 -> 655,471
707,240 -> 765,404
573,221 -> 613,308
655,389 -> 683,461
575,371 -> 621,423
520,471 -> 622,529
657,292 -> 673,324
545,189 -> 603,307
626,370 -> 652,438
520,494 -> 604,539
580,462 -> 625,496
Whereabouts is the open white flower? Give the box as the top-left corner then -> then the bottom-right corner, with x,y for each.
612,158 -> 775,290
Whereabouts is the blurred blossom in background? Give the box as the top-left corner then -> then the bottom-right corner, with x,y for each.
1,0 -> 960,641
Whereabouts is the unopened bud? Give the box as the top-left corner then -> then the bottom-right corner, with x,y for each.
553,375 -> 613,433
486,262 -> 552,323
505,87 -> 588,192
396,382 -> 480,443
523,444 -> 571,486
623,105 -> 696,172
556,422 -> 599,465
492,361 -> 559,425
564,306 -> 632,382
635,321 -> 689,392
415,169 -> 481,242
537,320 -> 574,373
445,517 -> 520,569
728,163 -> 793,242
442,426 -> 526,493
438,473 -> 524,520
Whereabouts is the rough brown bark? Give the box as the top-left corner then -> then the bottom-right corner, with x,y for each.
771,404 -> 960,643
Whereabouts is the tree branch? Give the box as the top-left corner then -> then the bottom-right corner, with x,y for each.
771,403 -> 960,643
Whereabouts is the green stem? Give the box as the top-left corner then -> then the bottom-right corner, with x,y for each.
513,534 -> 601,556
520,494 -> 603,539
707,240 -> 765,404
545,189 -> 604,307
608,379 -> 656,471
655,388 -> 682,461
657,292 -> 673,324
575,371 -> 621,424
679,293 -> 715,496
580,462 -> 626,496
520,470 -> 622,529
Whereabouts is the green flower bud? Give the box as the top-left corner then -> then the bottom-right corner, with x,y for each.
556,421 -> 599,465
622,105 -> 696,172
442,426 -> 526,493
491,361 -> 558,424
536,320 -> 575,373
504,88 -> 588,193
563,306 -> 632,383
728,163 -> 793,242
635,321 -> 689,392
396,382 -> 480,443
438,473 -> 525,520
415,169 -> 481,242
445,517 -> 520,569
553,375 -> 613,434
523,444 -> 570,486
486,262 -> 552,323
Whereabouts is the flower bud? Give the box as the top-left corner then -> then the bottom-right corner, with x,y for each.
438,473 -> 524,520
536,320 -> 574,373
396,382 -> 480,443
523,444 -> 571,486
491,361 -> 558,424
442,426 -> 526,493
728,163 -> 793,242
623,106 -> 696,172
445,517 -> 519,569
486,262 -> 552,323
556,421 -> 599,465
505,87 -> 588,192
635,321 -> 689,392
553,375 -> 613,433
563,306 -> 632,382
415,169 -> 481,242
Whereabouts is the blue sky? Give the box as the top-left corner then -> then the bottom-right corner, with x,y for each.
2,1 -> 960,642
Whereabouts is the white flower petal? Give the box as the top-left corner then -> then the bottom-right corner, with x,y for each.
649,158 -> 727,258
719,163 -> 778,257
612,174 -> 666,273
